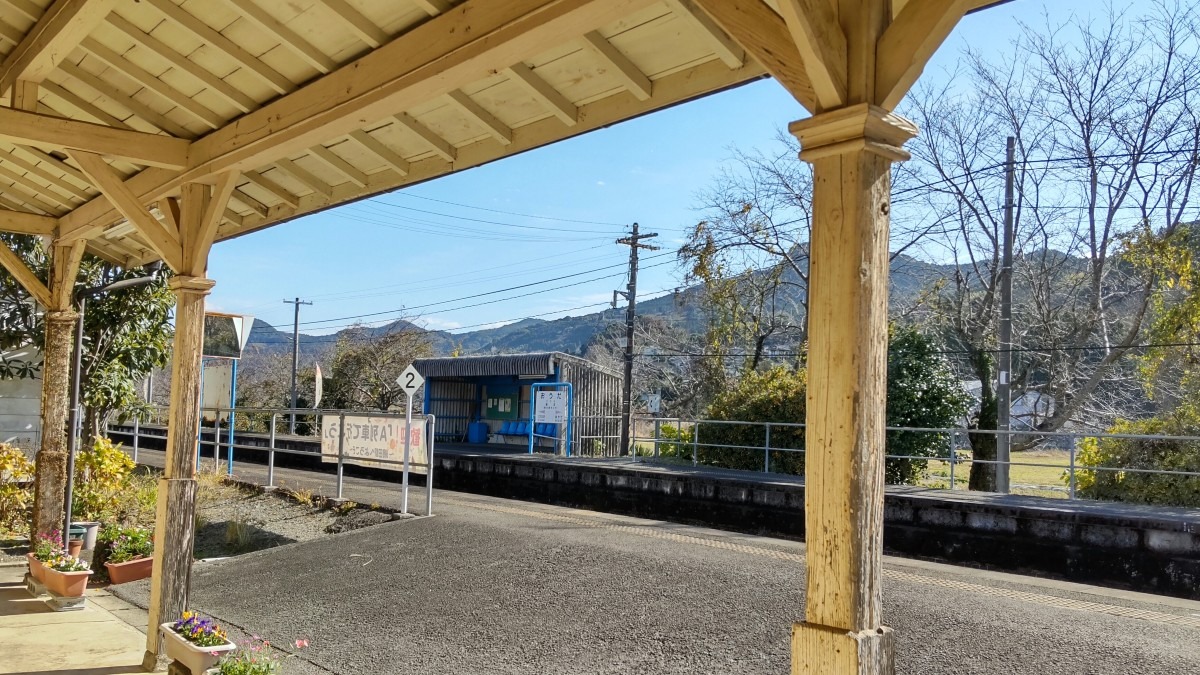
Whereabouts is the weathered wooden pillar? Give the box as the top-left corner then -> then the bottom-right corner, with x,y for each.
143,275 -> 214,668
789,104 -> 916,675
30,241 -> 86,540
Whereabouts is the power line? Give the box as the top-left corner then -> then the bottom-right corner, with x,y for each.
384,192 -> 630,228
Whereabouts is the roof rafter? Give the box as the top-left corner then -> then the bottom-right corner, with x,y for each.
319,0 -> 389,48
0,147 -> 90,201
346,130 -> 410,175
274,158 -> 333,198
581,31 -> 651,101
505,62 -> 576,126
411,0 -> 452,16
0,208 -> 56,235
58,61 -> 193,137
80,38 -> 225,129
308,145 -> 368,187
227,0 -> 337,74
242,169 -> 300,209
445,90 -> 511,146
0,163 -> 75,209
662,0 -> 743,69
775,0 -> 846,110
40,78 -> 134,129
393,112 -> 456,162
0,0 -> 120,96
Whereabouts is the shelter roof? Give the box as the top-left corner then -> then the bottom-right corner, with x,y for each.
414,351 -> 617,379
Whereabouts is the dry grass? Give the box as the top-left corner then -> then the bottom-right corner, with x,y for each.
923,449 -> 1072,498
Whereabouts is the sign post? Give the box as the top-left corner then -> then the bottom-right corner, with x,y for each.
397,364 -> 425,514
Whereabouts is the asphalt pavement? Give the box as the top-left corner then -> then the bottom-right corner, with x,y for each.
115,449 -> 1200,674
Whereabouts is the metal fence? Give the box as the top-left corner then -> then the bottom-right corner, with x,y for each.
113,406 -> 437,516
571,414 -> 1200,502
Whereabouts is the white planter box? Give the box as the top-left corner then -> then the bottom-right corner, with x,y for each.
160,623 -> 236,674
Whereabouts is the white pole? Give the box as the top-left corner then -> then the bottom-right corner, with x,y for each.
402,393 -> 413,515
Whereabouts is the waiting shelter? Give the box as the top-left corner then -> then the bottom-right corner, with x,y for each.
415,352 -> 621,455
0,1 -> 1013,672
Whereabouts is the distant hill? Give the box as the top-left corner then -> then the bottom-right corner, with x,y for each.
241,252 -> 958,361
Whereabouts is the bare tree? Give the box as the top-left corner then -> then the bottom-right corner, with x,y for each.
324,323 -> 433,411
900,0 -> 1200,489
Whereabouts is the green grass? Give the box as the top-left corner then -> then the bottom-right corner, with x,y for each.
923,449 -> 1073,498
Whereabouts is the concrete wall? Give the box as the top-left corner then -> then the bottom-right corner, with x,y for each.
111,425 -> 1200,599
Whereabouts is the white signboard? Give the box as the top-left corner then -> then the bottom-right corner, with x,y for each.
535,390 -> 568,424
321,414 -> 427,474
645,393 -> 662,414
396,364 -> 424,398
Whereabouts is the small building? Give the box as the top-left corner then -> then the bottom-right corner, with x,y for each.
0,345 -> 43,453
413,352 -> 621,455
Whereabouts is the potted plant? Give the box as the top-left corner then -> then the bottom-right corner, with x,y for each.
103,527 -> 155,584
161,611 -> 237,674
41,554 -> 92,597
216,637 -> 283,674
28,531 -> 63,584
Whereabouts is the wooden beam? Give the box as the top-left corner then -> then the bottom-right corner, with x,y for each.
0,19 -> 24,46
347,130 -> 410,175
10,78 -> 37,109
581,31 -> 651,101
227,0 -> 337,74
0,174 -> 64,214
144,0 -> 295,96
0,0 -> 120,96
49,238 -> 84,309
691,0 -> 817,112
158,196 -> 180,233
274,158 -> 333,198
0,208 -> 55,235
776,0 -> 846,110
876,0 -> 973,110
243,169 -> 301,208
307,146 -> 368,187
80,38 -> 225,129
0,241 -> 51,306
393,113 -> 456,162
70,150 -> 182,270
445,90 -> 511,145
411,0 -> 452,16
105,14 -> 259,115
0,106 -> 189,169
14,144 -> 87,183
58,61 -> 193,138
181,172 -> 236,276
0,0 -> 40,23
319,0 -> 389,48
662,0 -> 743,69
231,188 -> 268,218
0,163 -> 75,209
505,63 -> 577,126
39,79 -> 134,129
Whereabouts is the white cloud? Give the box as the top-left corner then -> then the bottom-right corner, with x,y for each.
416,317 -> 463,331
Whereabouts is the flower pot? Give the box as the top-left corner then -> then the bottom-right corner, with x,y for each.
105,556 -> 154,584
26,552 -> 43,583
67,539 -> 83,557
42,567 -> 92,597
70,521 -> 101,550
160,623 -> 236,675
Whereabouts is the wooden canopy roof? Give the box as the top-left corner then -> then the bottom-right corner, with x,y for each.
0,0 -> 1006,273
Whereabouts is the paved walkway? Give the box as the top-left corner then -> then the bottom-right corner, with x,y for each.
0,564 -> 151,674
117,449 -> 1200,675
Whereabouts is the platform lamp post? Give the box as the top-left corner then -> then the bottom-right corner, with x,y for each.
62,264 -> 163,549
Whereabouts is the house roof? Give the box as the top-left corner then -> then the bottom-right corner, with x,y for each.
413,351 -> 617,379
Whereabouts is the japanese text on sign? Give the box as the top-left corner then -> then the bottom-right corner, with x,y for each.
320,414 -> 427,474
535,390 -> 568,424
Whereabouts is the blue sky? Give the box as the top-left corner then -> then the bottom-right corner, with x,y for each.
208,0 -> 1103,336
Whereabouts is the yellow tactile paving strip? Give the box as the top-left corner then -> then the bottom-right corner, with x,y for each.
444,495 -> 1200,630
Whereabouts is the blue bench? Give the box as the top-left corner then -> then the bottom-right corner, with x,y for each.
495,421 -> 558,441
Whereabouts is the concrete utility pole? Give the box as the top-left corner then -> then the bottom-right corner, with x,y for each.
615,223 -> 658,457
283,297 -> 312,433
997,136 -> 1016,492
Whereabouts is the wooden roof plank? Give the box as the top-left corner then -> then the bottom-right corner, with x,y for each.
319,0 -> 389,48
0,0 -> 121,95
81,38 -> 226,129
14,144 -> 87,183
40,78 -> 134,129
445,89 -> 511,145
226,0 -> 337,74
662,0 -> 743,69
581,30 -> 650,101
0,163 -> 75,209
0,147 -> 91,200
346,130 -> 410,175
307,145 -> 368,187
275,158 -> 333,197
690,0 -> 817,112
0,105 -> 189,168
144,0 -> 295,96
231,187 -> 269,217
106,14 -> 259,115
242,169 -> 300,208
0,19 -> 23,46
58,61 -> 194,138
0,0 -> 40,23
393,112 -> 456,162
411,0 -> 452,16
505,62 -> 577,126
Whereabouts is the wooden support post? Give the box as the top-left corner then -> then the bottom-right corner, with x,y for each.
142,275 -> 214,668
30,241 -> 85,541
788,103 -> 916,675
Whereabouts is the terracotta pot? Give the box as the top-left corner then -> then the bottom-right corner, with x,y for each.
26,552 -> 43,583
105,556 -> 154,585
42,567 -> 92,597
160,623 -> 236,674
67,539 -> 83,557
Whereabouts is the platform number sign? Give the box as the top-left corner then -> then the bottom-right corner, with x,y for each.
397,364 -> 424,397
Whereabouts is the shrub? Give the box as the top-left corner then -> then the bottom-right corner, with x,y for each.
74,437 -> 136,521
655,424 -> 695,461
1073,415 -> 1200,506
218,638 -> 281,675
0,444 -> 33,535
701,367 -> 807,474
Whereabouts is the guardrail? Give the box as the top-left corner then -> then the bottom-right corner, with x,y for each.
110,406 -> 437,516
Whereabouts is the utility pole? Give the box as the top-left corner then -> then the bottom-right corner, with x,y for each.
283,297 -> 312,433
996,136 -> 1016,492
615,223 -> 658,457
